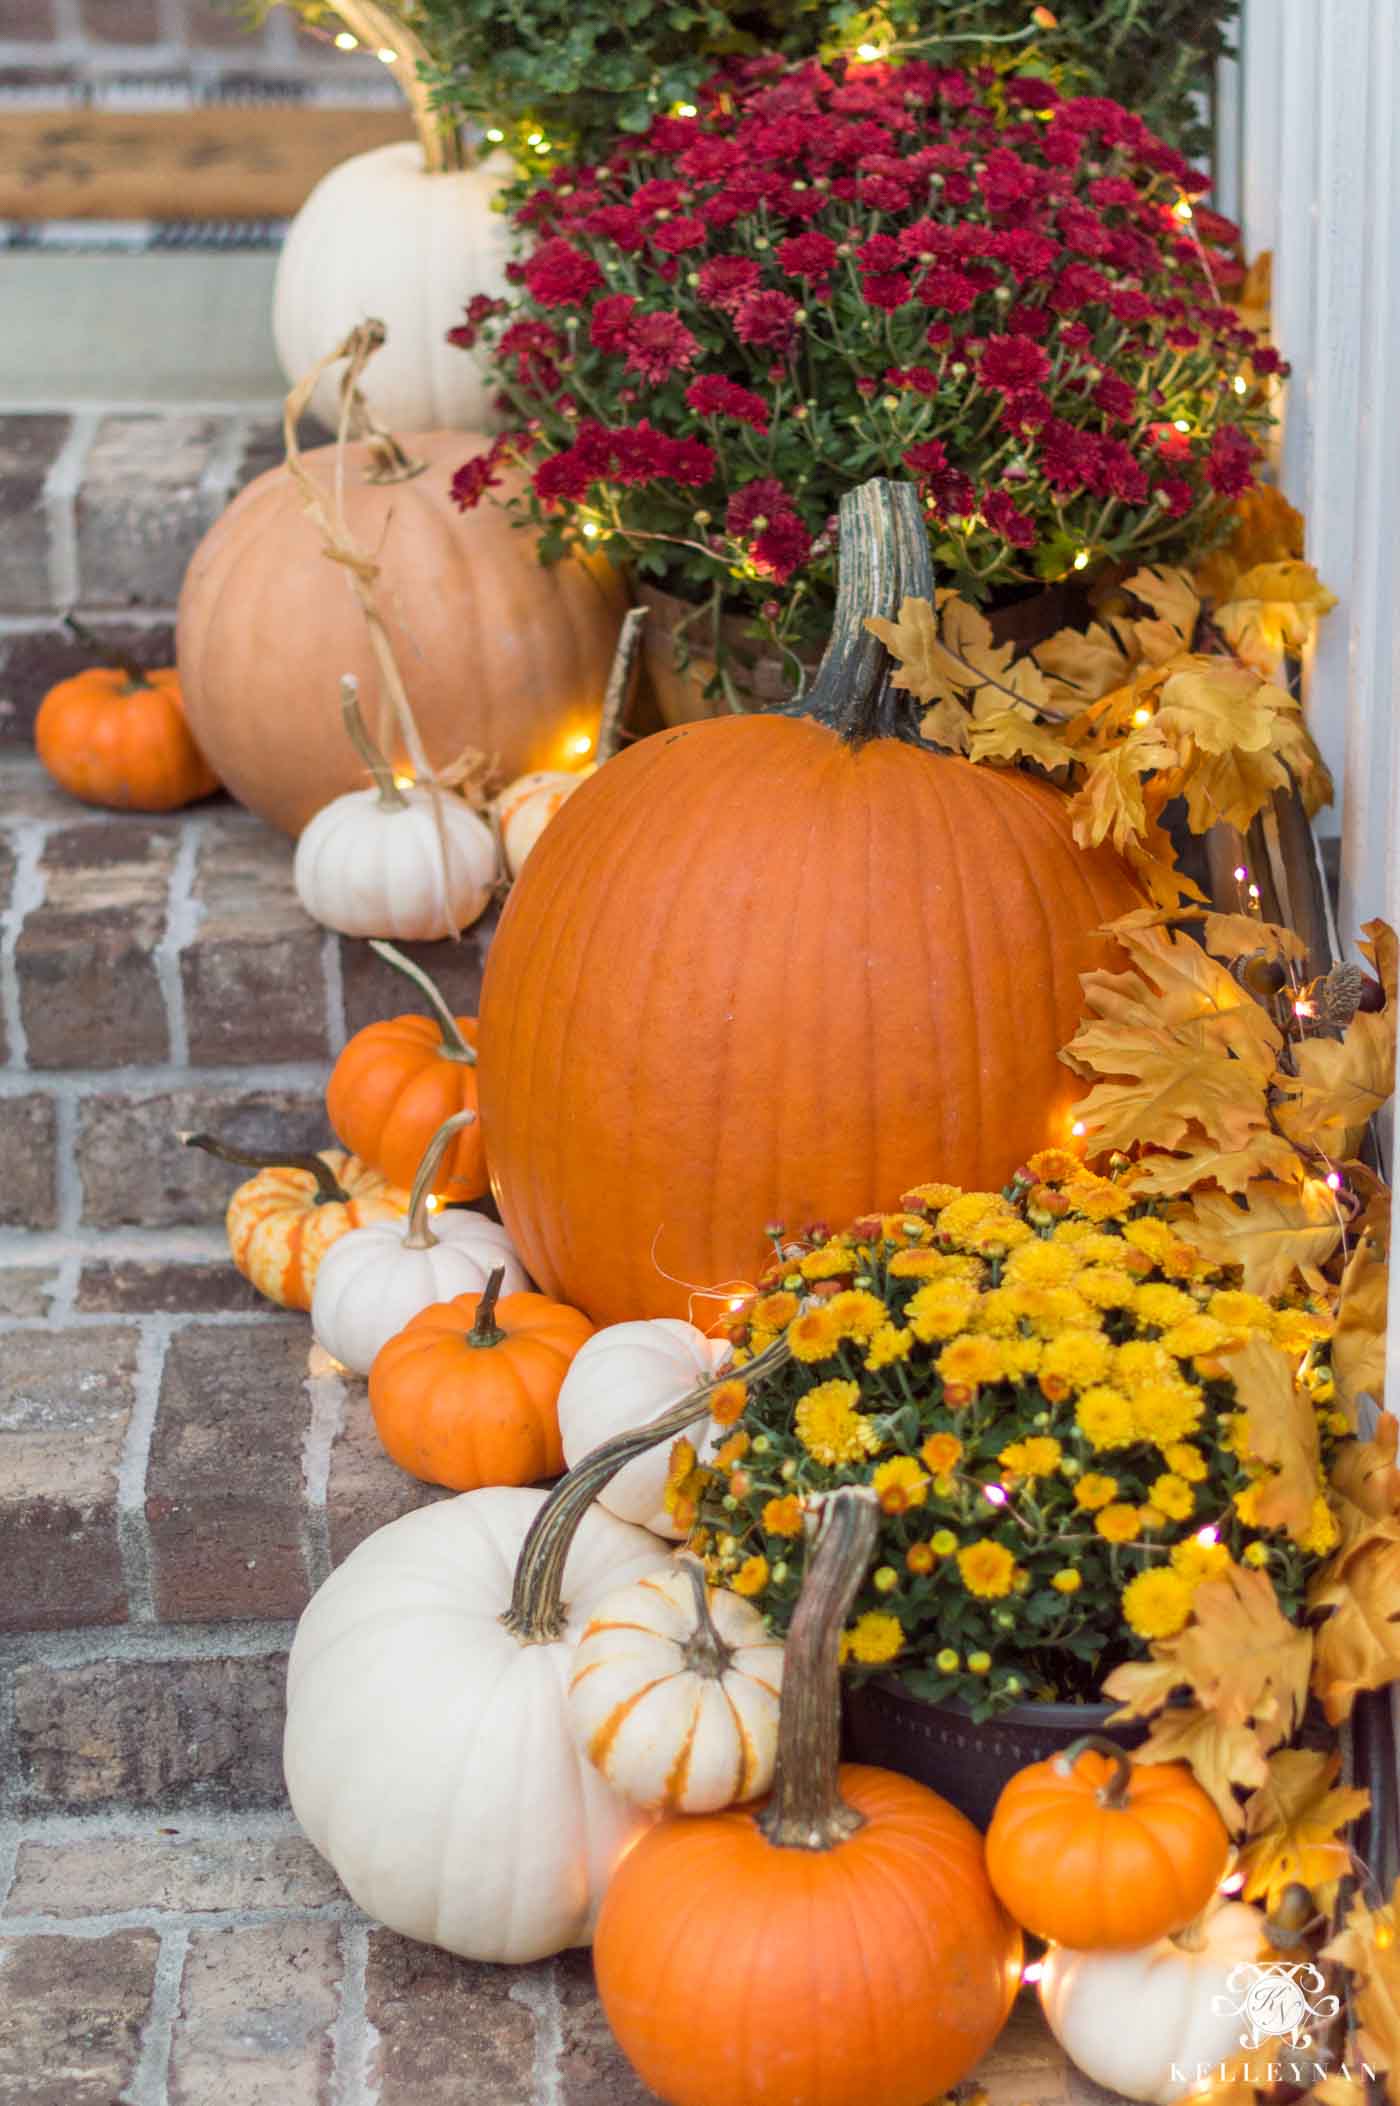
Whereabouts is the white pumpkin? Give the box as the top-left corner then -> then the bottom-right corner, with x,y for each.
557,1318 -> 732,1538
310,1109 -> 528,1374
569,1559 -> 784,1813
1039,1901 -> 1271,2104
273,142 -> 515,435
284,1484 -> 670,1963
495,768 -> 591,878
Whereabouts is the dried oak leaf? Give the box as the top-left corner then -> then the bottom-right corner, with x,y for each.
1182,1180 -> 1343,1299
1154,1563 -> 1313,1737
1130,1702 -> 1271,1832
1231,1333 -> 1323,1543
1323,1884 -> 1400,2101
1310,1535 -> 1400,1724
1332,1232 -> 1389,1421
1238,1748 -> 1368,1912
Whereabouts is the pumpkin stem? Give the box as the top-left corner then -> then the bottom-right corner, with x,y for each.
178,1132 -> 350,1206
595,605 -> 649,765
368,941 -> 476,1062
789,479 -> 935,749
756,1489 -> 877,1853
340,675 -> 409,812
403,1108 -> 478,1248
502,1338 -> 791,1646
1265,1883 -> 1320,1948
467,1265 -> 507,1345
1055,1733 -> 1135,1810
63,611 -> 151,691
321,0 -> 466,173
677,1554 -> 734,1681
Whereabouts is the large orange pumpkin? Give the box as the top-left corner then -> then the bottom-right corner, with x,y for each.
176,432 -> 627,836
368,1269 -> 594,1490
478,478 -> 1142,1326
595,1490 -> 1021,2106
986,1735 -> 1230,1950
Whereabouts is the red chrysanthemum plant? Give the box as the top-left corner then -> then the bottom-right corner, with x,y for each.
452,55 -> 1280,672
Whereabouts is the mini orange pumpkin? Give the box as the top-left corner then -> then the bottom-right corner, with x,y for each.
369,1269 -> 594,1490
326,941 -> 485,1201
36,617 -> 219,812
182,1133 -> 407,1311
985,1735 -> 1230,1950
595,1490 -> 1021,2106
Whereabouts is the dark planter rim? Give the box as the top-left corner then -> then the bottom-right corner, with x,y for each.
858,1675 -> 1120,1732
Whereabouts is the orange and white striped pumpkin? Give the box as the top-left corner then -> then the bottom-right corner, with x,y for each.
226,1150 -> 408,1310
568,1561 -> 784,1814
495,768 -> 591,879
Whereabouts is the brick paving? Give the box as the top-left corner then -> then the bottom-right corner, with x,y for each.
0,424 -> 1109,2096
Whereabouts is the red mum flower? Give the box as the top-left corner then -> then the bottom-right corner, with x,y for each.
917,265 -> 981,315
696,256 -> 762,313
522,238 -> 603,308
1050,263 -> 1111,313
582,204 -> 646,252
684,375 -> 771,430
1205,425 -> 1257,497
862,271 -> 913,311
446,292 -> 508,350
1093,371 -> 1137,421
590,294 -> 638,353
902,438 -> 949,477
752,511 -> 813,582
982,490 -> 1036,548
978,147 -> 1042,212
927,466 -> 976,520
726,476 -> 791,535
777,231 -> 838,277
450,435 -> 510,511
1157,477 -> 1196,517
979,338 -> 1050,391
650,215 -> 709,255
623,312 -> 702,383
884,364 -> 940,397
733,288 -> 799,349
856,233 -> 903,271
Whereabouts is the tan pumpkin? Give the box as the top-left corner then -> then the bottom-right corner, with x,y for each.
176,433 -> 627,836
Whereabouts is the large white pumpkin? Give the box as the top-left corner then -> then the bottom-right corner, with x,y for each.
273,142 -> 515,433
557,1318 -> 732,1538
284,1485 -> 670,1962
1039,1902 -> 1271,2104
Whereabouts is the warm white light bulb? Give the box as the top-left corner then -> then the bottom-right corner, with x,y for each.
569,733 -> 593,756
376,46 -> 397,62
333,30 -> 358,47
1173,198 -> 1194,221
485,127 -> 504,142
1173,417 -> 1191,434
1072,549 -> 1090,571
856,41 -> 882,60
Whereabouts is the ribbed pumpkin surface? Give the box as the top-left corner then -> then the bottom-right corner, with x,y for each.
176,433 -> 626,836
478,715 -> 1142,1326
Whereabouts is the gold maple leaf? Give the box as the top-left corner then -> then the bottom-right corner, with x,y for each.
1275,920 -> 1396,1156
966,705 -> 1075,772
1122,565 -> 1202,665
1079,920 -> 1282,1062
1238,1748 -> 1368,1911
1182,1179 -> 1344,1299
1333,1231 -> 1389,1421
1324,1884 -> 1400,2100
1310,1536 -> 1400,1724
1156,1563 -> 1313,1737
1230,1334 -> 1323,1543
1066,733 -> 1173,852
1032,617 -> 1136,705
1126,1128 -> 1305,1199
1155,659 -> 1283,758
1327,1414 -> 1400,1571
1202,912 -> 1309,967
1131,1702 -> 1271,1832
1214,561 -> 1340,678
1194,484 -> 1304,604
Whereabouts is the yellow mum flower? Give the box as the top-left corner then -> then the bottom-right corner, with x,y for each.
1208,1288 -> 1276,1333
921,1432 -> 964,1474
1115,1339 -> 1175,1386
935,1192 -> 1010,1243
935,1645 -> 960,1671
788,1307 -> 842,1362
729,1554 -> 770,1598
888,1249 -> 982,1281
957,1541 -> 1018,1599
1122,1567 -> 1193,1639
931,1529 -> 959,1556
826,1289 -> 890,1341
968,1216 -> 1034,1255
1133,1283 -> 1197,1328
1149,1473 -> 1196,1521
902,1181 -> 964,1211
1221,1412 -> 1251,1458
1171,1536 -> 1232,1588
936,1335 -> 1006,1387
1161,1314 -> 1231,1361
1243,1541 -> 1271,1567
799,1244 -> 856,1281
1096,1503 -> 1142,1544
753,1290 -> 800,1330
708,1378 -> 749,1428
1002,1336 -> 1045,1379
1027,1147 -> 1087,1183
906,1541 -> 936,1574
1004,1240 -> 1080,1288
971,1286 -> 1021,1336
879,1212 -> 934,1248
713,1430 -> 749,1469
907,1280 -> 980,1342
1121,1217 -> 1179,1263
1138,1505 -> 1169,1533
1165,1442 -> 1208,1482
999,1436 -> 1063,1479
1068,1175 -> 1133,1222
1131,1381 -> 1205,1446
1074,1472 -> 1119,1511
794,1379 -> 880,1466
1233,1480 -> 1267,1526
1076,1266 -> 1139,1311
1052,1568 -> 1083,1593
847,1610 -> 904,1665
872,1456 -> 929,1514
1298,1496 -> 1340,1556
1076,1386 -> 1135,1450
865,1324 -> 914,1370
1273,1307 -> 1334,1355
1040,1328 -> 1114,1391
761,1494 -> 805,1537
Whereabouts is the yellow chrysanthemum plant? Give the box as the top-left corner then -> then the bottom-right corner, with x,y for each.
688,1153 -> 1346,1725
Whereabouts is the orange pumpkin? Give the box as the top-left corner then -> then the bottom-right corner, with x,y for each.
326,941 -> 486,1200
183,1134 -> 407,1311
477,477 -> 1142,1326
595,1490 -> 1021,2106
35,618 -> 218,812
985,1735 -> 1230,1950
368,1269 -> 593,1490
176,431 -> 627,836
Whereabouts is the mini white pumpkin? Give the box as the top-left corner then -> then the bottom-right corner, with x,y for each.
557,1317 -> 731,1538
310,1109 -> 528,1374
495,768 -> 591,878
294,677 -> 498,939
1039,1900 -> 1271,2104
569,1558 -> 784,1813
273,136 -> 515,435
